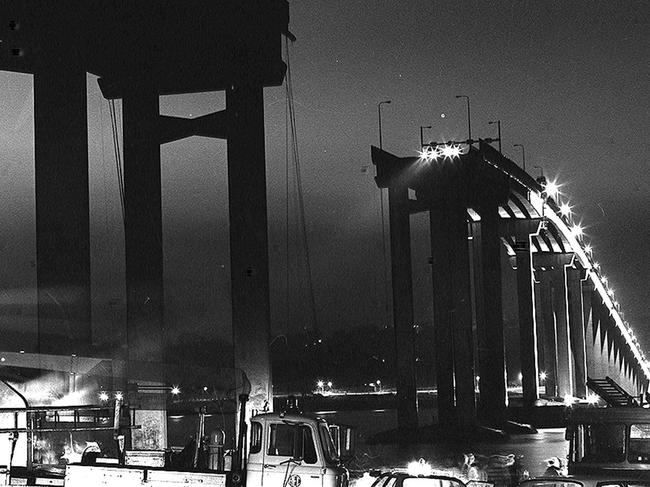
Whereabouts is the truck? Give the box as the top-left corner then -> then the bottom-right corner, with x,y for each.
1,393 -> 354,487
565,405 -> 650,477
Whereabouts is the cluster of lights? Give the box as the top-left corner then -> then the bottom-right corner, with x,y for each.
538,178 -> 650,380
418,143 -> 462,161
99,386 -> 180,402
98,391 -> 123,402
316,380 -> 333,389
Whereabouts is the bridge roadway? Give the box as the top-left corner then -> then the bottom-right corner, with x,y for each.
372,141 -> 649,433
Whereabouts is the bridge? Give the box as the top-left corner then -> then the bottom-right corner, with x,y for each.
372,141 -> 649,431
0,0 -> 646,444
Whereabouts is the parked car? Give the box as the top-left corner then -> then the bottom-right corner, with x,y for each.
519,475 -> 650,487
368,470 -> 494,487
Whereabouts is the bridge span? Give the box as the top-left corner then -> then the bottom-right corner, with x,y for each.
372,141 -> 649,432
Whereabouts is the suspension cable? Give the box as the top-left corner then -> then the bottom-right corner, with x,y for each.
108,99 -> 125,225
284,38 -> 319,338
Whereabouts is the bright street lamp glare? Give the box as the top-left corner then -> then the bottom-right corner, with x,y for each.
99,391 -> 109,401
559,203 -> 571,216
571,224 -> 583,237
539,371 -> 547,381
115,392 -> 123,401
419,146 -> 439,161
544,180 -> 559,197
584,244 -> 592,254
171,386 -> 181,395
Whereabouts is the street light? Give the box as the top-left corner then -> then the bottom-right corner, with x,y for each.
455,95 -> 471,142
488,120 -> 501,153
377,100 -> 391,149
420,125 -> 432,147
513,144 -> 526,171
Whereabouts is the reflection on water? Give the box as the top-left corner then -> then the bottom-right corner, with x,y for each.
315,409 -> 567,478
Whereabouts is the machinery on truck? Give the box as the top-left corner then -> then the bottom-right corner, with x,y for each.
1,393 -> 354,487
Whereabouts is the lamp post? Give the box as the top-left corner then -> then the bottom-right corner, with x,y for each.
420,125 -> 432,147
455,95 -> 471,142
377,100 -> 391,149
488,120 -> 501,153
513,144 -> 526,171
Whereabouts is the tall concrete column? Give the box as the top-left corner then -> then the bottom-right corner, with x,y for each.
123,87 -> 166,449
514,241 -> 539,408
536,270 -> 558,397
582,282 -> 596,379
430,206 -> 455,426
430,196 -> 475,429
226,81 -> 272,417
551,261 -> 573,399
34,66 -> 91,356
388,187 -> 418,432
567,267 -> 587,397
476,201 -> 506,424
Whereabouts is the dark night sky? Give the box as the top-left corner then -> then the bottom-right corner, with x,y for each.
0,1 -> 649,357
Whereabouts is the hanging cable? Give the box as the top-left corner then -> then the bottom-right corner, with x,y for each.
108,99 -> 125,226
284,38 -> 319,339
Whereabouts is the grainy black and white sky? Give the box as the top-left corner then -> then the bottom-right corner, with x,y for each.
0,1 -> 648,355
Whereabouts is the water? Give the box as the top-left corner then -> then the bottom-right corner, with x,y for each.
314,409 -> 568,479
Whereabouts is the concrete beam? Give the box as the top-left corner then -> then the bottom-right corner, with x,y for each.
34,66 -> 91,356
430,197 -> 476,429
226,81 -> 272,419
534,270 -> 558,397
567,267 -> 588,397
514,241 -> 539,408
388,187 -> 419,432
535,253 -> 574,399
476,200 -> 507,424
123,86 -> 166,449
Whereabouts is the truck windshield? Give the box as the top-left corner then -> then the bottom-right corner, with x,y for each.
629,424 -> 650,463
580,423 -> 625,463
318,423 -> 339,464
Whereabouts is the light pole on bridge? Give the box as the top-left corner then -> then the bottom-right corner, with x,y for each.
455,95 -> 471,143
420,125 -> 432,147
488,120 -> 501,153
377,100 -> 391,149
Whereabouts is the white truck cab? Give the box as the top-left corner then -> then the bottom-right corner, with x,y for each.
60,408 -> 353,487
246,412 -> 350,487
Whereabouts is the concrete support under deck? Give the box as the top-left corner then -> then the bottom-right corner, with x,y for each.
226,81 -> 272,417
476,201 -> 506,424
123,87 -> 166,449
514,241 -> 539,408
551,258 -> 573,399
34,66 -> 91,356
535,270 -> 558,397
582,279 -> 595,378
567,267 -> 587,397
430,197 -> 475,429
388,187 -> 418,432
